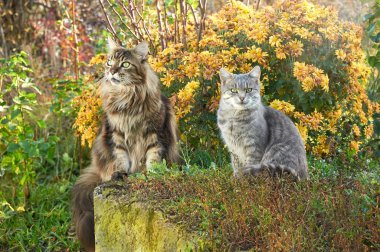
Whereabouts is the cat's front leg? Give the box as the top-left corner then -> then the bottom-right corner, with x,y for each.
113,147 -> 131,173
145,134 -> 163,170
231,153 -> 244,177
112,132 -> 131,173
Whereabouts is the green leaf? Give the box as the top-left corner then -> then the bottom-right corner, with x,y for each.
363,13 -> 375,22
1,118 -> 9,124
6,143 -> 19,152
19,140 -> 30,152
10,109 -> 21,119
368,56 -> 378,67
20,174 -> 28,186
367,22 -> 376,35
62,153 -> 70,162
37,120 -> 46,129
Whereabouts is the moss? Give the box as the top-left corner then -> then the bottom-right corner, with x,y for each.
94,183 -> 203,251
94,168 -> 379,251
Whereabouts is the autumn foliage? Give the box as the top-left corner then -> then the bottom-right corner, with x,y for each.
74,0 -> 379,157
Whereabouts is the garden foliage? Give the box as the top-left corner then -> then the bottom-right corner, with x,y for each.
75,0 -> 379,158
0,52 -> 59,207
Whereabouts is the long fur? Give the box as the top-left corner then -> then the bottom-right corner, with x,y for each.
71,167 -> 100,252
71,41 -> 180,251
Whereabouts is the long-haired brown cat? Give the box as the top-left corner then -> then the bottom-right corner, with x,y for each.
71,38 -> 180,251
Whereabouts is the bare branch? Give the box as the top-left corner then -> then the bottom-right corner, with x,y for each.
105,0 -> 139,40
174,0 -> 180,43
187,3 -> 199,27
163,1 -> 171,41
72,0 -> 79,80
98,0 -> 122,45
133,3 -> 155,48
197,0 -> 207,43
256,0 -> 261,10
179,0 -> 187,48
156,0 -> 166,49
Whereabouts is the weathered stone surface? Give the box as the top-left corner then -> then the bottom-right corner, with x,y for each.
94,183 -> 202,252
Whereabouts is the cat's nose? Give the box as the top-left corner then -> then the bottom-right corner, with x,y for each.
239,96 -> 245,102
110,67 -> 118,74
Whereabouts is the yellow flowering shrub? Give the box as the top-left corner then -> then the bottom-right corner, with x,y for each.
153,0 -> 378,156
74,0 -> 379,157
72,86 -> 102,147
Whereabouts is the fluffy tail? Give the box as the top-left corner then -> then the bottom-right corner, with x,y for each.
71,166 -> 102,252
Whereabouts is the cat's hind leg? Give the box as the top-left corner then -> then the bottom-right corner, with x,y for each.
261,162 -> 300,180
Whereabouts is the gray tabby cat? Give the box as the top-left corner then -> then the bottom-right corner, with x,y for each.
217,66 -> 309,179
71,38 -> 180,251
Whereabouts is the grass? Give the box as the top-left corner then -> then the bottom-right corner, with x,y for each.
123,161 -> 380,251
0,155 -> 378,251
0,179 -> 80,252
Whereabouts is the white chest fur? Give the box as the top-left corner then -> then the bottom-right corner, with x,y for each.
218,119 -> 248,161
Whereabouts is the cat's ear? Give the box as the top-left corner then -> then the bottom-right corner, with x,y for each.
219,68 -> 232,84
134,41 -> 149,60
107,37 -> 120,53
248,66 -> 261,79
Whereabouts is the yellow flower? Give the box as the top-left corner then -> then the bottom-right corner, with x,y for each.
287,39 -> 304,57
314,135 -> 330,156
296,123 -> 308,143
352,124 -> 360,137
275,46 -> 287,60
244,46 -> 268,65
162,46 -> 177,55
150,59 -> 166,73
364,124 -> 374,139
301,77 -> 314,92
269,99 -> 295,116
335,49 -> 346,61
89,54 -> 106,66
174,80 -> 201,119
269,35 -> 282,47
177,81 -> 200,103
349,140 -> 361,154
73,87 -> 102,147
294,27 -> 313,39
295,110 -> 324,131
293,62 -> 329,92
160,74 -> 175,87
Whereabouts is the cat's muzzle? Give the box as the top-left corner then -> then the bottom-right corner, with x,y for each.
111,77 -> 121,83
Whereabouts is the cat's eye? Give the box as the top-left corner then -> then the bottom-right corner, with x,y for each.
230,88 -> 238,93
106,60 -> 112,67
245,88 -> 253,93
121,62 -> 131,68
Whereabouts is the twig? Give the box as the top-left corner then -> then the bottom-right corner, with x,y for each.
187,3 -> 199,27
71,0 -> 79,80
105,0 -> 139,40
163,1 -> 171,41
156,0 -> 166,49
115,0 -> 144,41
197,0 -> 207,43
174,0 -> 180,43
0,24 -> 8,59
133,3 -> 155,50
98,0 -> 122,45
128,0 -> 144,39
256,0 -> 260,10
179,0 -> 187,48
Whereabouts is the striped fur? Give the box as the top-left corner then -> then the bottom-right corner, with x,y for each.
217,66 -> 309,179
71,39 -> 180,251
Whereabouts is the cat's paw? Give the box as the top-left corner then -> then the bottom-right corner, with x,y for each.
111,171 -> 129,182
242,164 -> 263,176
